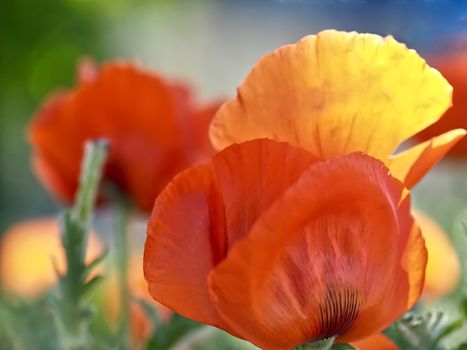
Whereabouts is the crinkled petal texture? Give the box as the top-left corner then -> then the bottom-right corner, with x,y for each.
210,30 -> 462,187
144,139 -> 427,350
28,62 -> 219,210
415,51 -> 467,157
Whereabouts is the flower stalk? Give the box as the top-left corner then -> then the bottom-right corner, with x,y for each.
296,338 -> 356,350
54,140 -> 108,349
114,194 -> 131,349
296,337 -> 336,350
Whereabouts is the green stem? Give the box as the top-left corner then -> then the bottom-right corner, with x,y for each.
296,337 -> 336,350
57,140 -> 108,349
73,140 -> 108,230
114,197 -> 131,349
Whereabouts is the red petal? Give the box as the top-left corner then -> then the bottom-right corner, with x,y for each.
144,164 -> 228,329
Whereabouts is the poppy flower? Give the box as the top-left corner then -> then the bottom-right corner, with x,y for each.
0,217 -> 103,298
144,139 -> 427,349
414,50 -> 467,157
209,30 -> 466,188
413,210 -> 461,300
28,59 -> 222,211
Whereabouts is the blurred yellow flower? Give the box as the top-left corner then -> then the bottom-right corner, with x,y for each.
413,210 -> 461,300
0,217 -> 103,298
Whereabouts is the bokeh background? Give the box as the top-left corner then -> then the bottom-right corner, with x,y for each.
1,0 -> 467,348
1,0 -> 467,232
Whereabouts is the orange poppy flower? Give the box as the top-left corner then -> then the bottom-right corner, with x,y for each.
413,210 -> 461,300
415,50 -> 467,157
144,139 -> 427,349
0,217 -> 103,298
28,59 -> 222,211
210,30 -> 466,188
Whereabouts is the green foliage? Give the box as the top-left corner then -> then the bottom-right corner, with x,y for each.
0,295 -> 58,350
332,344 -> 356,349
296,337 -> 355,350
384,308 -> 466,350
51,140 -> 108,349
161,323 -> 259,350
146,312 -> 203,350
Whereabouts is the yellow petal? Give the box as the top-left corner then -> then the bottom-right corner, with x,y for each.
388,129 -> 466,188
210,30 -> 452,162
412,210 -> 461,300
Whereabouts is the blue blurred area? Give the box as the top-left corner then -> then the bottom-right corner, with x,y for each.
217,0 -> 467,53
1,0 -> 466,232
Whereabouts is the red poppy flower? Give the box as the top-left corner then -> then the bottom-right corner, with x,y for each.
144,139 -> 427,349
28,59 -> 222,211
210,30 -> 465,188
415,50 -> 467,157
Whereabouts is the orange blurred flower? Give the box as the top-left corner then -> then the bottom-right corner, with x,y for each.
210,30 -> 465,189
415,50 -> 467,157
28,59 -> 222,211
0,217 -> 103,298
413,210 -> 461,300
144,139 -> 427,349
0,217 -> 161,346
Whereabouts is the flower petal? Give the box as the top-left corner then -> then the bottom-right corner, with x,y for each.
144,139 -> 319,334
210,30 -> 452,162
144,164 -> 228,329
388,129 -> 466,188
208,153 -> 424,349
211,139 -> 319,247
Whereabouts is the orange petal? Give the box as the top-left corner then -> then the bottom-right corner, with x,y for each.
351,334 -> 397,350
208,153 -> 425,349
388,129 -> 466,188
144,139 -> 319,335
414,50 -> 467,157
413,210 -> 460,300
144,164 -> 229,329
0,217 -> 103,298
211,139 -> 319,247
210,30 -> 452,162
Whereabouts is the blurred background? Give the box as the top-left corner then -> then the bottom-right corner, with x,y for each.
1,0 -> 467,233
1,0 -> 467,348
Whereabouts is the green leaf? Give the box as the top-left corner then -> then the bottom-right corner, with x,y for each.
296,338 -> 337,350
135,297 -> 163,330
172,326 -> 258,350
82,251 -> 108,280
332,344 -> 356,350
51,140 -> 109,349
384,310 -> 464,350
146,313 -> 203,350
